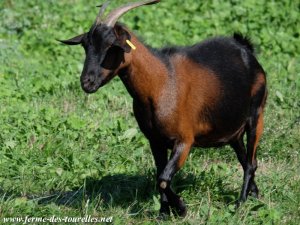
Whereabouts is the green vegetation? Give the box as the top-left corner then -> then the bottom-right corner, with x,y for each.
0,0 -> 299,224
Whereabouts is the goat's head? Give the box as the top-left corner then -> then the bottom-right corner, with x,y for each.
59,0 -> 160,93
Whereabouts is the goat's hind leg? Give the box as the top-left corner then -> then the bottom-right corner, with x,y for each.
243,78 -> 267,201
233,113 -> 264,205
233,73 -> 266,206
244,110 -> 264,199
231,135 -> 259,207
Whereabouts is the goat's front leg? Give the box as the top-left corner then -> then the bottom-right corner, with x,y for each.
149,140 -> 170,217
158,140 -> 193,217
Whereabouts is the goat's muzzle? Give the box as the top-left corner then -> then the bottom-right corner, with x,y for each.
80,73 -> 103,94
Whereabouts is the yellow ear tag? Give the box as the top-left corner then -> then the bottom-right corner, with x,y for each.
126,40 -> 136,50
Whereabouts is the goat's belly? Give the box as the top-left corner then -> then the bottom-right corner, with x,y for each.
194,121 -> 246,148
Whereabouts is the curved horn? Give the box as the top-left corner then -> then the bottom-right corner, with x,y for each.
94,1 -> 111,26
104,0 -> 160,27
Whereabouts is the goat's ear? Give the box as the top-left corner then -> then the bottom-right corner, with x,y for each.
113,25 -> 131,53
58,33 -> 86,45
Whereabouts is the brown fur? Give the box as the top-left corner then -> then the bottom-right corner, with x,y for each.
121,34 -> 169,103
251,73 -> 266,97
252,111 -> 264,163
176,143 -> 191,169
122,41 -> 220,144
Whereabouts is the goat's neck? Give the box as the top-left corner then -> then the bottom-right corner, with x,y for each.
119,34 -> 169,104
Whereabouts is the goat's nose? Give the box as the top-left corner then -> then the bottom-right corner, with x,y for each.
82,72 -> 96,83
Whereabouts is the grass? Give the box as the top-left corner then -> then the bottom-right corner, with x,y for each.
0,0 -> 299,224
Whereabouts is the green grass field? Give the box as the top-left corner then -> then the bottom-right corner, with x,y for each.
0,0 -> 299,224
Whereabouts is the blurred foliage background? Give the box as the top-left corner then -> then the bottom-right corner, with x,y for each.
0,0 -> 299,224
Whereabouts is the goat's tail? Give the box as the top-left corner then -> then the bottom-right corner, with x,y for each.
233,33 -> 254,53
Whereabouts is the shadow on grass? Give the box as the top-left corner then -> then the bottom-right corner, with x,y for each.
0,170 -> 242,213
36,174 -> 156,212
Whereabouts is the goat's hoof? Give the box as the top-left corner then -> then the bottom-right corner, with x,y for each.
250,191 -> 259,199
249,187 -> 259,199
235,198 -> 246,209
171,198 -> 187,218
249,183 -> 259,199
157,211 -> 170,220
159,201 -> 170,217
158,206 -> 170,220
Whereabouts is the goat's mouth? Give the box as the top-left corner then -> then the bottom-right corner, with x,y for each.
82,86 -> 99,94
81,73 -> 114,94
81,77 -> 103,94
81,82 -> 101,94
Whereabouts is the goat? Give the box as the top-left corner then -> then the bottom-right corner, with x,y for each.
59,0 -> 267,217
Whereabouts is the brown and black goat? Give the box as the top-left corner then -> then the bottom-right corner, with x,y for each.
59,0 -> 267,217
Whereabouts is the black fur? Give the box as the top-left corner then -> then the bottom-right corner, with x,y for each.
233,33 -> 255,53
